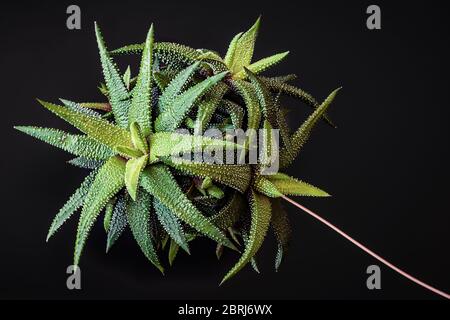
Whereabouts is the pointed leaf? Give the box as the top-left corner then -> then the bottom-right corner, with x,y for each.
123,66 -> 131,89
267,173 -> 330,197
59,99 -> 102,118
232,80 -> 261,130
125,154 -> 149,200
46,170 -> 97,241
115,145 -> 143,159
229,17 -> 261,74
155,71 -> 228,132
38,100 -> 133,150
168,239 -> 180,266
224,32 -> 243,68
254,176 -> 283,198
158,62 -> 200,113
68,157 -> 104,170
260,78 -> 335,127
103,197 -> 116,232
209,192 -> 244,230
154,198 -> 190,254
74,156 -> 126,266
128,25 -> 154,137
235,52 -> 289,79
221,189 -> 271,284
271,199 -> 291,271
280,88 -> 341,168
130,122 -> 148,154
95,23 -> 131,128
148,132 -> 243,164
164,159 -> 251,193
127,189 -> 164,273
194,83 -> 228,134
106,193 -> 128,251
15,126 -> 114,160
140,164 -> 236,250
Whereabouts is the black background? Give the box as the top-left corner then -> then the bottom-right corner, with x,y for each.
1,0 -> 449,300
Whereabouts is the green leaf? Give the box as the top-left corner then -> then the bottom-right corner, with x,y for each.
140,164 -> 236,250
106,193 -> 128,252
168,239 -> 180,266
148,132 -> 243,164
37,100 -> 133,150
153,71 -> 173,91
271,199 -> 291,271
229,17 -> 261,74
232,80 -> 261,131
128,25 -> 154,137
95,22 -> 131,128
123,66 -> 131,90
103,197 -> 116,232
209,192 -> 244,230
234,52 -> 289,79
125,154 -> 149,200
74,156 -> 126,266
127,189 -> 164,273
224,32 -> 243,68
68,157 -> 104,170
219,99 -> 244,129
253,176 -> 283,198
194,83 -> 228,134
15,126 -> 114,160
158,62 -> 200,113
46,170 -> 97,241
130,122 -> 149,154
221,189 -> 271,284
280,87 -> 341,168
154,198 -> 190,254
59,99 -> 102,118
244,68 -> 277,126
267,173 -> 330,197
164,159 -> 251,193
76,102 -> 111,112
260,78 -> 335,127
155,71 -> 228,132
115,145 -> 143,159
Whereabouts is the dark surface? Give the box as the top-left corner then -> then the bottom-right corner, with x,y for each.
0,0 -> 449,300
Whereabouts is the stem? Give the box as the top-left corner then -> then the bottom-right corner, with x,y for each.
281,195 -> 450,300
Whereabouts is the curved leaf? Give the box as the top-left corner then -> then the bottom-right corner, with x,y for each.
95,23 -> 131,128
267,173 -> 330,197
74,156 -> 126,266
271,199 -> 291,271
125,154 -> 149,200
140,164 -> 236,250
127,189 -> 164,273
221,189 -> 271,284
235,52 -> 289,79
165,159 -> 251,193
155,71 -> 228,132
46,170 -> 97,241
148,132 -> 243,164
128,25 -> 154,136
280,88 -> 341,168
154,198 -> 190,254
37,100 -> 133,150
106,193 -> 128,252
15,126 -> 113,160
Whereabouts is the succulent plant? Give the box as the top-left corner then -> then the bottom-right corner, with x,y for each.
14,18 -> 340,284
